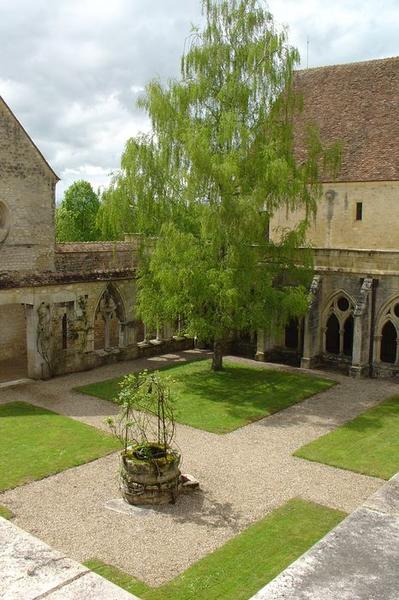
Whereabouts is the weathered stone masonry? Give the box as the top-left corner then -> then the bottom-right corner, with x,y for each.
257,57 -> 399,377
0,96 -> 191,381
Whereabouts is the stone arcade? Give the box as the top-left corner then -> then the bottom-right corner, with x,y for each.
256,56 -> 399,377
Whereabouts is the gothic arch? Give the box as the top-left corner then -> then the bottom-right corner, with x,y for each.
93,284 -> 126,351
322,290 -> 355,356
375,295 -> 399,364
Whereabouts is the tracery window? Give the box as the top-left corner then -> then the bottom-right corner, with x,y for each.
324,294 -> 354,357
378,299 -> 399,364
285,318 -> 299,350
94,285 -> 125,351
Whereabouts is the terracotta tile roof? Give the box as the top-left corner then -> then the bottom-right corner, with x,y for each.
294,56 -> 399,182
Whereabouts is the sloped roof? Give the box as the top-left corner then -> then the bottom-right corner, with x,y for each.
294,56 -> 399,182
0,96 -> 59,181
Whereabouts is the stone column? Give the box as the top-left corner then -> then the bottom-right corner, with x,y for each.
26,303 -> 52,379
121,321 -> 136,347
301,275 -> 322,370
255,329 -> 266,361
349,315 -> 364,377
350,277 -> 373,378
162,322 -> 174,341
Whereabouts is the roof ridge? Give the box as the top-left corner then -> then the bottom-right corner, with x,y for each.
296,55 -> 399,74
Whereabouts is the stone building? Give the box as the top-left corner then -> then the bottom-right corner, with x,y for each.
2,55 -> 399,381
257,56 -> 399,377
0,96 -> 190,382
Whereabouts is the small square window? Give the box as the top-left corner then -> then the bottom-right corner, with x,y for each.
356,202 -> 363,221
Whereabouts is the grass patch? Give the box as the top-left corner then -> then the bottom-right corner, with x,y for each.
76,360 -> 334,433
0,505 -> 14,520
0,401 -> 120,491
294,395 -> 399,479
85,498 -> 345,600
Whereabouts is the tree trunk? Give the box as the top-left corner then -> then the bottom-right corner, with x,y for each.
212,340 -> 224,371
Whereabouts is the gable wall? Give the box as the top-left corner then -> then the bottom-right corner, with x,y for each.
0,100 -> 57,272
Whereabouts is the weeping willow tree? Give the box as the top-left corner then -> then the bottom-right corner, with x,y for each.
101,0 -> 339,370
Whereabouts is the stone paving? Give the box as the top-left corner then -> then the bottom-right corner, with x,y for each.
1,350 -> 398,587
0,516 -> 138,600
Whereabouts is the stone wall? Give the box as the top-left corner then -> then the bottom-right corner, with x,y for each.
55,242 -> 138,273
271,181 -> 399,250
0,98 -> 58,272
0,277 -> 193,379
0,303 -> 26,361
257,248 -> 399,378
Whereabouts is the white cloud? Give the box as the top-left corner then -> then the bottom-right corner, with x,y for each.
0,0 -> 398,202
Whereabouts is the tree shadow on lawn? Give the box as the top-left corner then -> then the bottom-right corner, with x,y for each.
168,363 -> 334,422
74,359 -> 335,431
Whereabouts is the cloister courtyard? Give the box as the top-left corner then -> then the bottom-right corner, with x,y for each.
1,350 -> 398,598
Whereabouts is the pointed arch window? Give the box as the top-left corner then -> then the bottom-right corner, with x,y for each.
285,318 -> 299,350
343,315 -> 354,358
326,314 -> 340,354
375,298 -> 399,365
324,294 -> 354,357
380,321 -> 397,364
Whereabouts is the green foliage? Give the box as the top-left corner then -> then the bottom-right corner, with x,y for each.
78,359 -> 335,434
0,505 -> 14,520
106,370 -> 176,452
96,175 -> 137,240
0,402 -> 120,491
56,180 -> 101,242
294,395 -> 399,480
100,0 -> 340,361
85,498 -> 346,600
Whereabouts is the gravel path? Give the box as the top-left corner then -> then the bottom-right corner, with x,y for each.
1,351 -> 398,586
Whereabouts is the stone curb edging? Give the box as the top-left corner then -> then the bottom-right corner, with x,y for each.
249,473 -> 399,600
0,517 -> 139,600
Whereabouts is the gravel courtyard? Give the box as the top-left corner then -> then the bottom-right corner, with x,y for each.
1,350 -> 397,586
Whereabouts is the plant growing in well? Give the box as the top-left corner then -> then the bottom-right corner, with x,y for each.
106,370 -> 177,460
107,370 -> 181,504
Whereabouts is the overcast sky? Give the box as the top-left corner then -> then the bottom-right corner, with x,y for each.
1,0 -> 398,200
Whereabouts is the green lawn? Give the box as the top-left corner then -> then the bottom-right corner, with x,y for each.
0,505 -> 14,520
0,402 -> 120,491
294,395 -> 399,480
76,360 -> 334,433
86,498 -> 345,600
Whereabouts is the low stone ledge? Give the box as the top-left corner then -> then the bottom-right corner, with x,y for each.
250,474 -> 399,600
0,517 -> 139,600
0,268 -> 136,289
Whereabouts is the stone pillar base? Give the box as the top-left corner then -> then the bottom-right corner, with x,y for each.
349,365 -> 369,378
255,351 -> 265,362
301,357 -> 316,370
